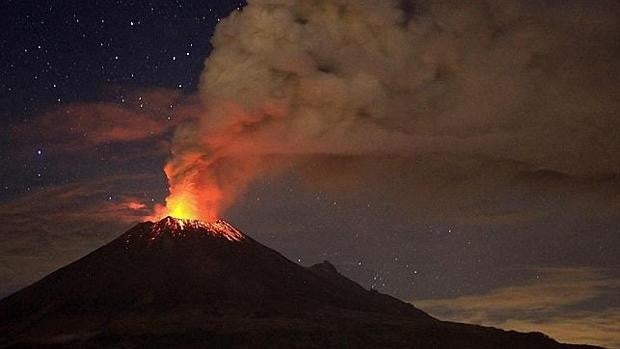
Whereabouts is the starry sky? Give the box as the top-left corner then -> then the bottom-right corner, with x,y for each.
1,1 -> 619,347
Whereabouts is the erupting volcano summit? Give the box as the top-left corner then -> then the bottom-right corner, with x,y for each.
142,216 -> 245,242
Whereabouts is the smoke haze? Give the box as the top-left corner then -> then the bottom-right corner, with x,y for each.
163,0 -> 620,220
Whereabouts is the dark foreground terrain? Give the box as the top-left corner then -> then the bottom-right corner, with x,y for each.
0,217 -> 604,348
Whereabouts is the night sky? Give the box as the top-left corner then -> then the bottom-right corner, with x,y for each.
1,1 -> 619,347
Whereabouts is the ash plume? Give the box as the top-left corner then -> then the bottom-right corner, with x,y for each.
162,0 -> 620,220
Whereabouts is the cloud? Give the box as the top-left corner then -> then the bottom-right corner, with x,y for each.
160,0 -> 620,220
503,311 -> 620,349
415,267 -> 620,348
0,174 -> 156,226
6,88 -> 198,156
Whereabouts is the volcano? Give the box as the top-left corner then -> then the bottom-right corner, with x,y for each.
0,217 -> 603,348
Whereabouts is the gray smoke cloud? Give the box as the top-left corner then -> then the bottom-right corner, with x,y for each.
164,0 -> 620,220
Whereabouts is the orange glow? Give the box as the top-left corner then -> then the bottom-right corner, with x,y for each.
163,179 -> 220,222
150,165 -> 223,222
162,186 -> 221,221
150,102 -> 271,224
166,193 -> 199,220
126,201 -> 146,210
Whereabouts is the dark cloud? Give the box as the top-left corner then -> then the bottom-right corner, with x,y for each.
296,154 -> 620,227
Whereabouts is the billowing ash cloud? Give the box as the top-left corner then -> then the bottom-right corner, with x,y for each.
163,0 -> 620,220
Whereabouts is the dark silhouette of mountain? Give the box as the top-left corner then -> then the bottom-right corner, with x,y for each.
0,217 -> 604,348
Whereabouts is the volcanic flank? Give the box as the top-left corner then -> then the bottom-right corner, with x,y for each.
0,217 -> 603,348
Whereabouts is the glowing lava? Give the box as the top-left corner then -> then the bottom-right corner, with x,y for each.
146,216 -> 245,242
166,192 -> 199,220
163,184 -> 222,221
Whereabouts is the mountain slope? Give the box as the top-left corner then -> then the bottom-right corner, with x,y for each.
0,217 -> 603,348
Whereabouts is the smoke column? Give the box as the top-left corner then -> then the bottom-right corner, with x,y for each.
160,0 -> 620,221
